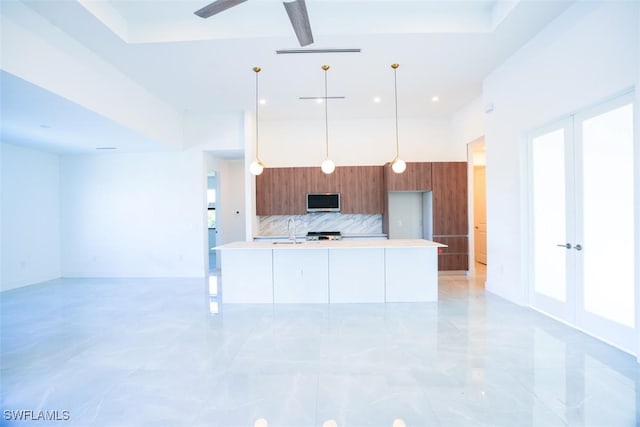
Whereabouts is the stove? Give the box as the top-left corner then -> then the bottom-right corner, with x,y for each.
306,231 -> 343,241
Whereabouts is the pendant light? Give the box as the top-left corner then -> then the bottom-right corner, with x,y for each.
320,64 -> 335,174
249,66 -> 265,176
390,63 -> 406,174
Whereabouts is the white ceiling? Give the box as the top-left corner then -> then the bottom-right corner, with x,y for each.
0,0 -> 574,153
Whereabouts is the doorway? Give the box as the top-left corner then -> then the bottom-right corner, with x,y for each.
207,173 -> 218,274
528,92 -> 635,353
473,166 -> 487,265
469,138 -> 487,272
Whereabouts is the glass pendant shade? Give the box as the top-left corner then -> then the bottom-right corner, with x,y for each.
391,158 -> 406,174
321,158 -> 335,174
249,160 -> 264,176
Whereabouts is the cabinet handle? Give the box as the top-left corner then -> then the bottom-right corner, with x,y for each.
556,243 -> 572,249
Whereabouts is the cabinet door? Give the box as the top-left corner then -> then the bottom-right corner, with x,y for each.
432,162 -> 468,270
307,166 -> 339,193
256,167 -> 306,215
339,166 -> 384,214
433,236 -> 469,271
432,162 -> 467,235
384,162 -> 432,192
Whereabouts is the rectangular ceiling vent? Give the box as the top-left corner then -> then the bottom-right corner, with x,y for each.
276,48 -> 361,54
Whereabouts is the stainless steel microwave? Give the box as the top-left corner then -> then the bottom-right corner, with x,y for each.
306,193 -> 341,213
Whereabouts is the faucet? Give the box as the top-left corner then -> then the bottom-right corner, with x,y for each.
287,217 -> 297,243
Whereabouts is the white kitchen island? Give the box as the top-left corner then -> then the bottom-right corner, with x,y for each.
215,239 -> 445,304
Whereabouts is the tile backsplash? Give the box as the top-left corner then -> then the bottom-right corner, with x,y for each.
258,213 -> 383,236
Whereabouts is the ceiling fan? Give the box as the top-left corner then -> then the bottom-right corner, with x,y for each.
194,0 -> 314,47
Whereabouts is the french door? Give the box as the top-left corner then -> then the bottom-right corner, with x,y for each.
529,93 -> 635,353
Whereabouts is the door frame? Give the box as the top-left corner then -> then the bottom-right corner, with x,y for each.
572,92 -> 636,353
525,90 -> 637,354
467,136 -> 486,279
526,117 -> 576,325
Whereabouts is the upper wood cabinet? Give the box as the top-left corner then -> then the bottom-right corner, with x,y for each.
255,166 -> 384,215
255,167 -> 307,215
307,167 -> 339,194
432,162 -> 468,236
384,162 -> 432,192
338,166 -> 384,214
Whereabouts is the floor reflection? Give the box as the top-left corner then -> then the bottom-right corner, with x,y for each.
1,270 -> 638,426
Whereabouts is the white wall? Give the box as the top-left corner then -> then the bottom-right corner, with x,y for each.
0,144 -> 3,289
183,112 -> 245,151
0,2 -> 182,149
635,3 -> 640,360
1,142 -> 61,291
451,96 -> 484,147
483,1 -> 639,304
60,150 -> 206,277
258,116 -> 463,167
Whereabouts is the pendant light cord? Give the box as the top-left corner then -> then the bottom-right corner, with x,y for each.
324,65 -> 329,159
253,66 -> 261,161
393,64 -> 399,159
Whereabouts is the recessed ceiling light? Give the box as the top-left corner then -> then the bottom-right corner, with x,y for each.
373,96 -> 381,103
316,98 -> 323,104
432,96 -> 440,102
259,99 -> 266,105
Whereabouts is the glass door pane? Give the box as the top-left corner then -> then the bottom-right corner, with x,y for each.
579,102 -> 634,327
531,128 -> 568,302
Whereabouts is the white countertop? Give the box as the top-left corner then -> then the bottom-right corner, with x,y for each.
253,233 -> 388,240
216,239 -> 446,250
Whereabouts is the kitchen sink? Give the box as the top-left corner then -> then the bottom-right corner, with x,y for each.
272,241 -> 304,245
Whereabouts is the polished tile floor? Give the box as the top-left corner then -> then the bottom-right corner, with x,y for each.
1,267 -> 638,426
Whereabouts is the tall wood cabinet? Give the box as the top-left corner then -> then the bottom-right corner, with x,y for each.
431,162 -> 468,271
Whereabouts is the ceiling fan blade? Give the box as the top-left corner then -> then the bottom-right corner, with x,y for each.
194,0 -> 248,18
283,0 -> 314,47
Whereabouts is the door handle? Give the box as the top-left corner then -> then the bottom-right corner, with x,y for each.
574,244 -> 582,251
556,243 -> 572,249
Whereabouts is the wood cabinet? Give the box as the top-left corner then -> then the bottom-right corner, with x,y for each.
255,167 -> 307,215
384,162 -> 432,192
255,165 -> 384,215
307,167 -> 339,194
432,162 -> 468,270
432,236 -> 469,271
338,166 -> 384,214
432,162 -> 468,235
